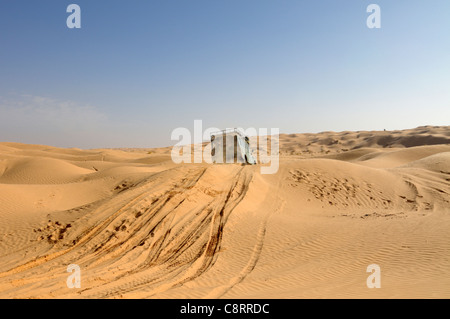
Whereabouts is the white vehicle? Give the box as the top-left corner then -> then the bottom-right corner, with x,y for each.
210,128 -> 257,165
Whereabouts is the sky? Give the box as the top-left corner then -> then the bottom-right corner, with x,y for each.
0,0 -> 449,148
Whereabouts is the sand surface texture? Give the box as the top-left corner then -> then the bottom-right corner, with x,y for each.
0,126 -> 449,298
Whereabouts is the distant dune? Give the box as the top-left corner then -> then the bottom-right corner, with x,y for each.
0,126 -> 449,298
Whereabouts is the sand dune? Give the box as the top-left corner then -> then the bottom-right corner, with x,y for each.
0,157 -> 93,184
0,126 -> 449,298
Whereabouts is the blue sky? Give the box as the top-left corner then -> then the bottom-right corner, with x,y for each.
1,1 -> 449,148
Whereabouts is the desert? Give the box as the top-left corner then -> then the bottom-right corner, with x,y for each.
0,125 -> 449,298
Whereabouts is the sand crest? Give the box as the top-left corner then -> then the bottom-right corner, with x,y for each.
0,126 -> 449,298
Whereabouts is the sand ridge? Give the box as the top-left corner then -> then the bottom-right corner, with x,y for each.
0,126 -> 449,298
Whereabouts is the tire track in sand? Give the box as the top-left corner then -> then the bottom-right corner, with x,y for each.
0,165 -> 255,298
203,199 -> 286,299
90,166 -> 254,298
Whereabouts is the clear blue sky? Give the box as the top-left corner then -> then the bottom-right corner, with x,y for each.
1,0 -> 449,148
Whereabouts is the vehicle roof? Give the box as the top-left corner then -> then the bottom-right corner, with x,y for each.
210,128 -> 246,137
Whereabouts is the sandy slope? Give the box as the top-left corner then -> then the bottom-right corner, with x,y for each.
0,126 -> 449,298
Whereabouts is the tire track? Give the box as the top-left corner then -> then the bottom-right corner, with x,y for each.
203,199 -> 286,299
87,166 -> 254,298
0,167 -> 207,291
0,165 -> 255,298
